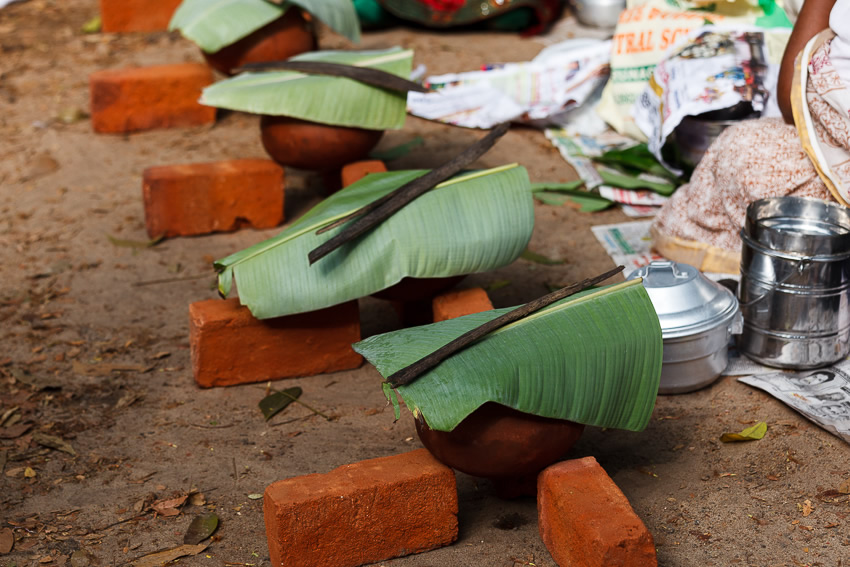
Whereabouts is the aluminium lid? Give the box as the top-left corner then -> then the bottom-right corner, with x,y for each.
626,260 -> 739,339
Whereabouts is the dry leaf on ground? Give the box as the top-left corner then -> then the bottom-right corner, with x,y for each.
33,431 -> 76,455
0,527 -> 14,554
129,543 -> 208,567
151,494 -> 188,516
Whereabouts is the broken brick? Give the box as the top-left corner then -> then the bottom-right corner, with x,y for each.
142,159 -> 284,238
264,448 -> 458,567
99,0 -> 182,33
189,298 -> 362,388
432,288 -> 494,322
90,63 -> 215,134
340,160 -> 388,188
538,456 -> 657,567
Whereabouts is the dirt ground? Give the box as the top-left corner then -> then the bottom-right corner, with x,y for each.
1,1 -> 849,566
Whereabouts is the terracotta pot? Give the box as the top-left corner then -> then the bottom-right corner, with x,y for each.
371,276 -> 465,302
203,9 -> 317,76
260,115 -> 384,171
415,402 -> 585,480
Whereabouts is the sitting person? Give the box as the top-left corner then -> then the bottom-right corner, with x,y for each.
651,0 -> 850,274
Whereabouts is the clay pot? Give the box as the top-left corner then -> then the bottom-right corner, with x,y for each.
203,9 -> 317,76
415,402 -> 585,481
371,276 -> 465,302
260,115 -> 384,171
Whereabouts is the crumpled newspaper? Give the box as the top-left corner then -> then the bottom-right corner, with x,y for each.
407,39 -> 611,129
631,25 -> 789,171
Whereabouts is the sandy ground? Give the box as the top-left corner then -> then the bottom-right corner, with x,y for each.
1,1 -> 849,566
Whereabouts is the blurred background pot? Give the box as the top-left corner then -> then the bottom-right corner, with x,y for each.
203,9 -> 317,76
569,0 -> 626,29
260,115 -> 384,170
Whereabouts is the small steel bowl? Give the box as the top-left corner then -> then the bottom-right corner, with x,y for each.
570,0 -> 626,29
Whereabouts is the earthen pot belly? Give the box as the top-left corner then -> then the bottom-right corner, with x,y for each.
203,9 -> 316,76
260,115 -> 384,171
371,276 -> 466,302
415,402 -> 585,479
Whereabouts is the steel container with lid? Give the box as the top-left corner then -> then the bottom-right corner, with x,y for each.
738,196 -> 850,368
627,261 -> 743,394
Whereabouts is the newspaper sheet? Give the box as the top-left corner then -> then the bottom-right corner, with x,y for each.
590,220 -> 665,273
407,39 -> 611,129
631,26 -> 789,170
739,362 -> 850,444
590,220 -> 740,279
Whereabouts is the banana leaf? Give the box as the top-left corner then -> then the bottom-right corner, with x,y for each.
199,47 -> 411,129
169,0 -> 360,53
353,279 -> 662,432
215,164 -> 534,319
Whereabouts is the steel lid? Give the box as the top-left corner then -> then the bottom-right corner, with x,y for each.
626,260 -> 739,339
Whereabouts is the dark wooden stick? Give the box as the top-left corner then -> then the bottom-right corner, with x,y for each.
234,61 -> 429,94
385,266 -> 625,388
308,122 -> 511,264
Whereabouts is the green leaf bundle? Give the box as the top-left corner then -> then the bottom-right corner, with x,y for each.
354,279 -> 662,432
200,47 -> 412,130
216,164 -> 534,319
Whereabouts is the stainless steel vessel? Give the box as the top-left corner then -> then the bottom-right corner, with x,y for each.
570,0 -> 626,29
738,197 -> 850,369
628,261 -> 743,394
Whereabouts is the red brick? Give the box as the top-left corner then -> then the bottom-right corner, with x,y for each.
341,160 -> 387,187
189,298 -> 362,388
143,159 -> 284,238
264,448 -> 458,567
99,0 -> 182,33
90,64 -> 215,134
538,456 -> 657,567
432,288 -> 494,322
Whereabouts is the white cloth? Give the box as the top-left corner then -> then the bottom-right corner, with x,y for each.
829,0 -> 850,89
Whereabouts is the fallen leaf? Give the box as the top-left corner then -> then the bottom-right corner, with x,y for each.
720,421 -> 767,442
114,392 -> 143,410
520,249 -> 565,265
247,494 -> 262,500
0,423 -> 32,439
838,478 -> 850,494
801,499 -> 814,517
183,513 -> 219,545
150,352 -> 170,360
0,406 -> 19,427
259,387 -> 303,421
33,432 -> 76,456
151,494 -> 187,516
80,15 -> 101,33
24,467 -> 36,478
129,543 -> 208,567
0,527 -> 14,554
188,492 -> 205,506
